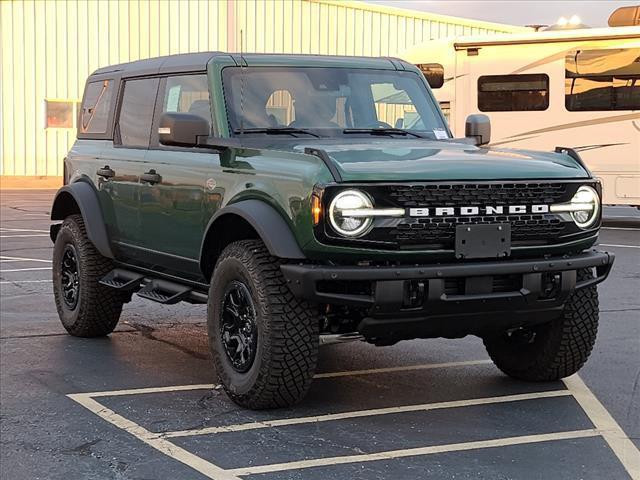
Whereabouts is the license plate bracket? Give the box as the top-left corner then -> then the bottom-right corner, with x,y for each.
455,223 -> 511,259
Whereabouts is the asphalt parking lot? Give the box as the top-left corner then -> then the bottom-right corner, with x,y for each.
1,189 -> 639,480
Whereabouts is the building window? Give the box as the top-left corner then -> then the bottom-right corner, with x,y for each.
117,77 -> 159,148
566,48 -> 640,111
80,80 -> 114,134
45,100 -> 75,128
478,74 -> 549,112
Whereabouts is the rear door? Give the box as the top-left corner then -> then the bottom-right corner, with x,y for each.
136,73 -> 221,280
99,76 -> 160,261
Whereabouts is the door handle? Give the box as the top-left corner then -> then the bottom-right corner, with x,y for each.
140,169 -> 162,185
97,166 -> 115,178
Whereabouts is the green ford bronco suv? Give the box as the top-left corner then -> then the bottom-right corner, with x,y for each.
51,52 -> 614,409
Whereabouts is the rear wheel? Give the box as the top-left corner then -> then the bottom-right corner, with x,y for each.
207,240 -> 320,409
52,214 -> 124,337
484,269 -> 599,381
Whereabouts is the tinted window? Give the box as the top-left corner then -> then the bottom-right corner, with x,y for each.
80,80 -> 113,134
478,74 -> 549,111
117,78 -> 159,148
161,74 -> 211,132
566,48 -> 640,111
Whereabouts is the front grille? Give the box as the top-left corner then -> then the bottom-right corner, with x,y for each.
393,214 -> 565,248
319,181 -> 592,251
388,183 -> 568,207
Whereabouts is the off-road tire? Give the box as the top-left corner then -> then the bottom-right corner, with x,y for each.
484,269 -> 599,381
52,214 -> 124,337
208,240 -> 320,409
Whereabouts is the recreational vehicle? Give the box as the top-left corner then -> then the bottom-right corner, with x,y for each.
404,26 -> 640,207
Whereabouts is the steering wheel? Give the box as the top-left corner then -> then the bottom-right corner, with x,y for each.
365,120 -> 393,129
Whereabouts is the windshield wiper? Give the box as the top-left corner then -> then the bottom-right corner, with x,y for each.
233,127 -> 320,138
343,128 -> 426,139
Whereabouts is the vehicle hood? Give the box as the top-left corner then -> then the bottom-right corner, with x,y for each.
279,139 -> 589,181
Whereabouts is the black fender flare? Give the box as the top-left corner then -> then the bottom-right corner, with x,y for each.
199,199 -> 305,274
50,182 -> 114,258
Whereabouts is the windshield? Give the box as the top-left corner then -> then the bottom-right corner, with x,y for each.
222,67 -> 448,139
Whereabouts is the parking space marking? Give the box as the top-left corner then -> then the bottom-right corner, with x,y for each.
67,393 -> 242,480
163,389 -> 572,438
66,363 -> 640,480
314,359 -> 492,378
602,227 -> 640,231
0,267 -> 51,273
0,279 -> 52,284
0,256 -> 52,263
600,244 -> 640,249
0,234 -> 50,238
564,375 -> 640,478
228,429 -> 602,476
0,228 -> 50,233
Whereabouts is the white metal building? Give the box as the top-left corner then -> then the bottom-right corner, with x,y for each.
0,0 -> 527,182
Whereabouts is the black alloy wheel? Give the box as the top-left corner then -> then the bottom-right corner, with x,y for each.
61,244 -> 80,310
220,280 -> 258,373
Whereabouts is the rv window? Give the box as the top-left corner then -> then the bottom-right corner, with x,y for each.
565,48 -> 640,111
477,74 -> 549,112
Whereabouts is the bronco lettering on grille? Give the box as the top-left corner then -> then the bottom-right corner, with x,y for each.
408,205 -> 550,217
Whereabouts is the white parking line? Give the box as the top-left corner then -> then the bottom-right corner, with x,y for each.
315,359 -> 492,378
602,227 -> 640,231
0,256 -> 52,263
228,429 -> 601,476
0,279 -> 52,285
0,267 -> 51,273
0,228 -> 50,233
0,234 -> 50,238
600,244 -> 640,249
564,375 -> 640,478
67,394 -> 241,480
163,389 -> 572,438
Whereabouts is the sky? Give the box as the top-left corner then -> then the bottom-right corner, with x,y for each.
363,1 -> 638,28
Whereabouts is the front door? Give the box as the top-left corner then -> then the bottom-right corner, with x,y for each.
137,74 -> 221,281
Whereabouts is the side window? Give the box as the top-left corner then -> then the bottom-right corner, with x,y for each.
161,74 -> 211,133
478,74 -> 549,112
80,80 -> 113,134
566,48 -> 640,111
117,77 -> 159,148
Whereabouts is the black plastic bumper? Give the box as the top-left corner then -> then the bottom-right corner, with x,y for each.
281,250 -> 614,340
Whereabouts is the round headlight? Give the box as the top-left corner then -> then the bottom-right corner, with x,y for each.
328,190 -> 373,237
570,185 -> 600,229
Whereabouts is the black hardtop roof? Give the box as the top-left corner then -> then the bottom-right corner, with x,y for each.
88,52 -> 411,79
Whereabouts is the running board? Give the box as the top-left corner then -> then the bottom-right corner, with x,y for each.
136,279 -> 192,305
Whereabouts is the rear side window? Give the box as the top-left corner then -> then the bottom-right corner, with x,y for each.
478,74 -> 549,112
566,48 -> 640,111
80,80 -> 113,134
117,78 -> 159,148
161,74 -> 211,133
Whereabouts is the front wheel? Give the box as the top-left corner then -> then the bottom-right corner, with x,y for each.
207,240 -> 320,409
484,269 -> 599,381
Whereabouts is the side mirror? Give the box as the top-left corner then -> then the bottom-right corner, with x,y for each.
416,63 -> 444,89
158,112 -> 210,147
465,114 -> 491,146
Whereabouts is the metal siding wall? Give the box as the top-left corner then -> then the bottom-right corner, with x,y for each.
0,0 -> 525,177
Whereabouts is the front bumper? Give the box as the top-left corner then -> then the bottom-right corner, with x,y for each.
281,250 -> 614,341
